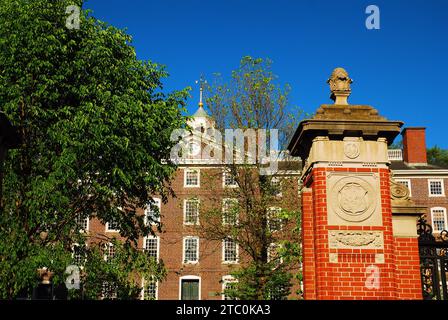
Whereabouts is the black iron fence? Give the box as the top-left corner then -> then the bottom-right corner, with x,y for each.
417,216 -> 448,300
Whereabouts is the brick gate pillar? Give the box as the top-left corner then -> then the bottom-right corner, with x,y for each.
288,68 -> 424,300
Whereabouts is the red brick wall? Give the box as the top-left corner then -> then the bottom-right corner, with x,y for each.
407,177 -> 448,228
301,166 -> 423,300
393,237 -> 422,299
147,168 -> 241,300
157,168 -> 302,300
301,189 -> 316,299
87,166 -> 302,300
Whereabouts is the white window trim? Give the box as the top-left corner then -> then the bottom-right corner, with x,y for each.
267,206 -> 283,232
396,179 -> 412,197
105,221 -> 120,232
179,275 -> 201,300
183,199 -> 200,225
184,168 -> 200,188
182,236 -> 199,264
222,198 -> 239,225
84,217 -> 90,232
141,277 -> 158,300
103,242 -> 115,262
222,171 -> 238,188
76,215 -> 89,233
222,275 -> 237,300
71,242 -> 87,269
222,238 -> 239,264
145,198 -> 161,225
267,243 -> 284,264
271,177 -> 283,197
143,235 -> 160,260
431,207 -> 448,232
106,207 -> 122,232
101,281 -> 117,300
428,179 -> 445,197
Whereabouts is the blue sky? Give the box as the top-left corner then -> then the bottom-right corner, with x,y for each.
84,0 -> 448,148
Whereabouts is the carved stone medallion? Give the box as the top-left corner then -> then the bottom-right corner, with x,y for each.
344,142 -> 360,159
330,176 -> 377,223
339,182 -> 368,214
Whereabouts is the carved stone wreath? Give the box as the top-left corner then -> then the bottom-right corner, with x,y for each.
329,230 -> 384,249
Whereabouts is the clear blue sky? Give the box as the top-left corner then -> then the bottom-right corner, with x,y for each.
84,0 -> 448,148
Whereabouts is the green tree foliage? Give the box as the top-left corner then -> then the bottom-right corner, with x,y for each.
222,263 -> 292,300
0,0 -> 188,298
389,139 -> 403,149
427,146 -> 448,167
200,56 -> 303,300
206,56 -> 303,148
69,239 -> 166,300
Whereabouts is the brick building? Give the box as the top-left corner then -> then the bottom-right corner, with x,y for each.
147,101 -> 302,300
84,103 -> 447,300
389,127 -> 448,237
84,96 -> 302,300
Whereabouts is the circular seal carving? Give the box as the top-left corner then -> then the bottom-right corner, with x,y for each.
339,183 -> 368,215
390,180 -> 410,200
330,176 -> 376,222
344,142 -> 360,159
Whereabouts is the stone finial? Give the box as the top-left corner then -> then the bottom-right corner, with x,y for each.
327,67 -> 353,105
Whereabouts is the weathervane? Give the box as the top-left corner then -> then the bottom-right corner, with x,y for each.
195,74 -> 207,107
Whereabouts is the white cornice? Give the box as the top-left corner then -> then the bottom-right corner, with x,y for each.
392,169 -> 448,177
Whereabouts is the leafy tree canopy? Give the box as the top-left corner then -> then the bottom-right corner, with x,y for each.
199,56 -> 303,300
427,146 -> 448,167
0,0 -> 188,298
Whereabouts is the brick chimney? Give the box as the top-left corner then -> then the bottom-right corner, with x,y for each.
402,127 -> 427,165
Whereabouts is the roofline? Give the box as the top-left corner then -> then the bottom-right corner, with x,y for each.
392,169 -> 448,176
402,127 -> 426,131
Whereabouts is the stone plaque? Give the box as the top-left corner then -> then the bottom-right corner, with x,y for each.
328,230 -> 384,249
327,172 -> 382,226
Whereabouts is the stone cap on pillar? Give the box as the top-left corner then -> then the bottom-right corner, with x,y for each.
287,68 -> 403,160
